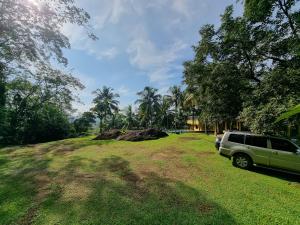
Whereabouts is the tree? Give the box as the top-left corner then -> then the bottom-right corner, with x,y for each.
276,104 -> 300,123
21,104 -> 73,144
0,0 -> 96,70
124,105 -> 137,129
73,112 -> 96,135
1,67 -> 83,144
244,0 -> 299,40
0,0 -> 96,143
168,86 -> 183,112
183,16 -> 249,130
92,86 -> 120,133
241,69 -> 300,134
0,0 -> 95,107
183,1 -> 300,136
135,87 -> 161,128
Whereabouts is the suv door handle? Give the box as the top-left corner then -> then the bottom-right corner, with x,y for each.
272,151 -> 278,155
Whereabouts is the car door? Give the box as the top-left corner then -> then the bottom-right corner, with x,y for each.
269,138 -> 300,173
245,135 -> 271,166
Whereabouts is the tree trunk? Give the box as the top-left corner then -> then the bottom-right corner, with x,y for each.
214,122 -> 217,136
192,108 -> 195,131
287,123 -> 292,138
0,68 -> 5,108
99,118 -> 103,134
277,0 -> 299,39
298,123 -> 300,140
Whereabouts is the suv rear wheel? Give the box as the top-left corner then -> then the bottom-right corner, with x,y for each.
232,153 -> 252,169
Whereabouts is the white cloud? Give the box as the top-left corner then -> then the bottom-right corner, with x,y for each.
127,26 -> 187,85
96,47 -> 119,60
117,85 -> 131,96
149,68 -> 174,83
110,0 -> 128,23
172,0 -> 190,17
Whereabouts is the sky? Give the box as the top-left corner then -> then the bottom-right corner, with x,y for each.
61,0 -> 244,114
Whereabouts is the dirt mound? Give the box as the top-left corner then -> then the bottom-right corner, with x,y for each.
117,129 -> 168,142
93,129 -> 122,140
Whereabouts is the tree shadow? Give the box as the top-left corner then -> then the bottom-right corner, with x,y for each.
250,166 -> 300,183
37,156 -> 237,225
0,152 -> 53,225
39,139 -> 114,155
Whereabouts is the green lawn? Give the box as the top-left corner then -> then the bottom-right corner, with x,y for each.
0,133 -> 299,225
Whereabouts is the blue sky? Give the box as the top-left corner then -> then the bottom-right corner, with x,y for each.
62,0 -> 243,114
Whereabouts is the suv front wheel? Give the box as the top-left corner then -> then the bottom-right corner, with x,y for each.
232,153 -> 252,169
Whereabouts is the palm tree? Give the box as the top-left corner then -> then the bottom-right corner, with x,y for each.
160,96 -> 174,129
168,85 -> 183,129
125,105 -> 136,129
168,85 -> 183,112
91,86 -> 119,133
135,86 -> 161,128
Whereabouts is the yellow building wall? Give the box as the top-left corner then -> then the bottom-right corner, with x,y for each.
187,119 -> 204,131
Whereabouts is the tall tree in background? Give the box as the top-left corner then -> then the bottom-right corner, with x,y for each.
0,0 -> 96,143
241,0 -> 300,134
92,86 -> 120,133
125,105 -> 136,129
184,1 -> 300,135
168,86 -> 183,112
168,85 -> 184,128
73,112 -> 96,135
159,96 -> 175,129
136,87 -> 161,128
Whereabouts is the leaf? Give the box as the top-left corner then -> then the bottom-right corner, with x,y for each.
275,104 -> 300,123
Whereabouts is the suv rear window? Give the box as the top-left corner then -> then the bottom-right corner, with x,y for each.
228,134 -> 244,144
270,138 -> 297,152
245,135 -> 268,148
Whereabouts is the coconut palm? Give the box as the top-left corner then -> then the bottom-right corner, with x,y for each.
168,85 -> 183,128
125,105 -> 136,129
160,96 -> 175,129
92,86 -> 119,133
135,86 -> 161,128
168,85 -> 183,112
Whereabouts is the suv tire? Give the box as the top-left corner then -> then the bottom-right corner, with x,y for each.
232,153 -> 252,169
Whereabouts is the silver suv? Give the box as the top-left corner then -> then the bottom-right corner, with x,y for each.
219,132 -> 300,173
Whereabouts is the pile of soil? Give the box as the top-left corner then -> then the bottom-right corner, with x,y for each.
93,129 -> 122,140
117,129 -> 168,142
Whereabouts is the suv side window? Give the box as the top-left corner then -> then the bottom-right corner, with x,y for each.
270,138 -> 297,153
245,135 -> 268,148
228,134 -> 244,144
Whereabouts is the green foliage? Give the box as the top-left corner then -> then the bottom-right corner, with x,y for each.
124,105 -> 138,129
0,0 -> 95,144
244,0 -> 275,21
276,104 -> 300,122
73,112 -> 96,135
135,86 -> 161,128
184,0 -> 300,135
91,86 -> 120,133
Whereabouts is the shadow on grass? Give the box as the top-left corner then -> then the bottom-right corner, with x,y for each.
36,156 -> 237,225
39,139 -> 114,155
250,166 -> 300,183
0,138 -> 114,155
0,153 -> 53,225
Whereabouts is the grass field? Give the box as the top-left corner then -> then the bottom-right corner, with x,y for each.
0,133 -> 299,225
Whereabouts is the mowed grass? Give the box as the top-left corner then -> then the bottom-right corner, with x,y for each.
0,134 -> 299,225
